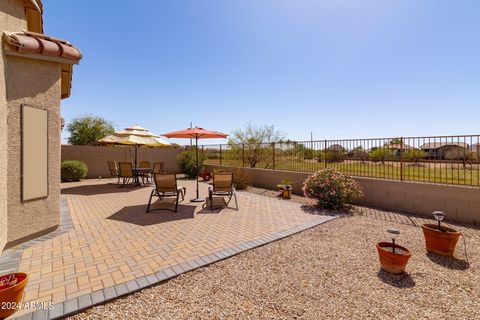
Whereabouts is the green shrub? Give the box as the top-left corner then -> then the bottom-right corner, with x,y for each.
370,147 -> 393,164
61,160 -> 88,182
348,147 -> 369,161
403,149 -> 425,165
177,151 -> 205,178
231,168 -> 252,190
303,168 -> 363,209
325,150 -> 346,163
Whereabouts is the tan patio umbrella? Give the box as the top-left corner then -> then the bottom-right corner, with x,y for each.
98,125 -> 171,168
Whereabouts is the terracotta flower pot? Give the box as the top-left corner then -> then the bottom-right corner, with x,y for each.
421,224 -> 460,257
282,188 -> 292,199
0,272 -> 28,319
200,171 -> 211,181
376,242 -> 412,275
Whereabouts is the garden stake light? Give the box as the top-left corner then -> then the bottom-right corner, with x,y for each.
433,211 -> 445,230
387,227 -> 400,253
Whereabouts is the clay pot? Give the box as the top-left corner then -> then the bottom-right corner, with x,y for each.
421,224 -> 460,257
282,187 -> 292,199
376,242 -> 412,275
200,171 -> 211,181
0,272 -> 28,319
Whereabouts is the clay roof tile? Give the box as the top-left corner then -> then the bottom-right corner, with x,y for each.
4,31 -> 82,63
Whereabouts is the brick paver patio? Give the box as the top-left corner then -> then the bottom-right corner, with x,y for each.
1,178 -> 335,319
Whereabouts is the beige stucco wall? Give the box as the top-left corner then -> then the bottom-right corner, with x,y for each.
205,164 -> 480,225
5,55 -> 62,248
0,0 -> 28,32
0,1 -> 29,252
61,145 -> 183,178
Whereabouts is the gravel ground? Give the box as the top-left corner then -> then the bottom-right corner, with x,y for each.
70,213 -> 479,320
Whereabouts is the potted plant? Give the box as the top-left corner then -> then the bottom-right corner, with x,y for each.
0,272 -> 28,319
421,211 -> 461,257
376,228 -> 412,274
277,179 -> 293,199
200,170 -> 212,181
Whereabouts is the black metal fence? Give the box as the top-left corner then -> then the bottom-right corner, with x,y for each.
199,135 -> 480,187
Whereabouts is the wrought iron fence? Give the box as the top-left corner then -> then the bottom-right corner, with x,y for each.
200,135 -> 480,187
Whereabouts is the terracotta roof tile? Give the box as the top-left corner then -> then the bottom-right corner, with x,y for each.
4,31 -> 82,64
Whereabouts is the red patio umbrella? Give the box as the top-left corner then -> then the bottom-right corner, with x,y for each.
162,127 -> 228,202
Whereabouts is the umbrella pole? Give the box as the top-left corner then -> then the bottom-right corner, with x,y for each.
191,135 -> 204,202
134,145 -> 138,169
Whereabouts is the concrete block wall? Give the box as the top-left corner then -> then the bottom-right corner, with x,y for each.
205,164 -> 480,225
61,145 -> 183,179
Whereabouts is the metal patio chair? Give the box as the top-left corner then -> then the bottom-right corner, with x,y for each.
208,172 -> 238,211
153,161 -> 165,174
107,160 -> 120,184
146,173 -> 186,213
118,162 -> 135,187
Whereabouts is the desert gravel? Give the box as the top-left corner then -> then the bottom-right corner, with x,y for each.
70,209 -> 479,320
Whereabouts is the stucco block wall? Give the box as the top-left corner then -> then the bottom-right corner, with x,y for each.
205,164 -> 480,224
5,55 -> 62,247
0,0 -> 28,32
61,145 -> 182,179
0,1 -> 28,252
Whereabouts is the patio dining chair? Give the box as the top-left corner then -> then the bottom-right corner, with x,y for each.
153,161 -> 165,174
118,162 -> 134,187
208,172 -> 238,211
138,160 -> 152,184
107,161 -> 120,184
147,173 -> 186,213
139,160 -> 151,168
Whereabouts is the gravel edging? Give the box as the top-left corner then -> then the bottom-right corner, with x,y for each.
69,214 -> 479,320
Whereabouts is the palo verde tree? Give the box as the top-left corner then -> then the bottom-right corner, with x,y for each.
228,123 -> 284,168
67,115 -> 115,145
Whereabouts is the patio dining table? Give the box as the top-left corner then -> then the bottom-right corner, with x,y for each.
132,168 -> 153,186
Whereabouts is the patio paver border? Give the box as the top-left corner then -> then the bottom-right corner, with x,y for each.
11,214 -> 336,320
0,197 -> 73,275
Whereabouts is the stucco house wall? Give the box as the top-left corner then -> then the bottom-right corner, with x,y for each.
0,0 -> 81,251
4,56 -> 62,248
0,0 -> 29,253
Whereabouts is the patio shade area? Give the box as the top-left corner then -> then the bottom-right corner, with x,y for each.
0,178 -> 335,319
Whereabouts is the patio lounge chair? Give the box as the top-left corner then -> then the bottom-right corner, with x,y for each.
118,162 -> 134,187
107,161 -> 120,184
147,173 -> 186,213
153,161 -> 165,174
208,172 -> 238,211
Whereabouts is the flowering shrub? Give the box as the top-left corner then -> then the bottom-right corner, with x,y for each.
302,168 -> 363,209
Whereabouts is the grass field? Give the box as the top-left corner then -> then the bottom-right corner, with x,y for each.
205,158 -> 480,187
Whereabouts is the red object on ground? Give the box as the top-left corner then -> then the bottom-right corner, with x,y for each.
421,224 -> 460,257
376,242 -> 412,275
0,272 -> 28,319
200,171 -> 212,181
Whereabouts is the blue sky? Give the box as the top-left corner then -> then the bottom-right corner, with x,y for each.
44,0 -> 480,145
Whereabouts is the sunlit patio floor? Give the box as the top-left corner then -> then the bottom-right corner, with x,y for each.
1,178 -> 336,319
